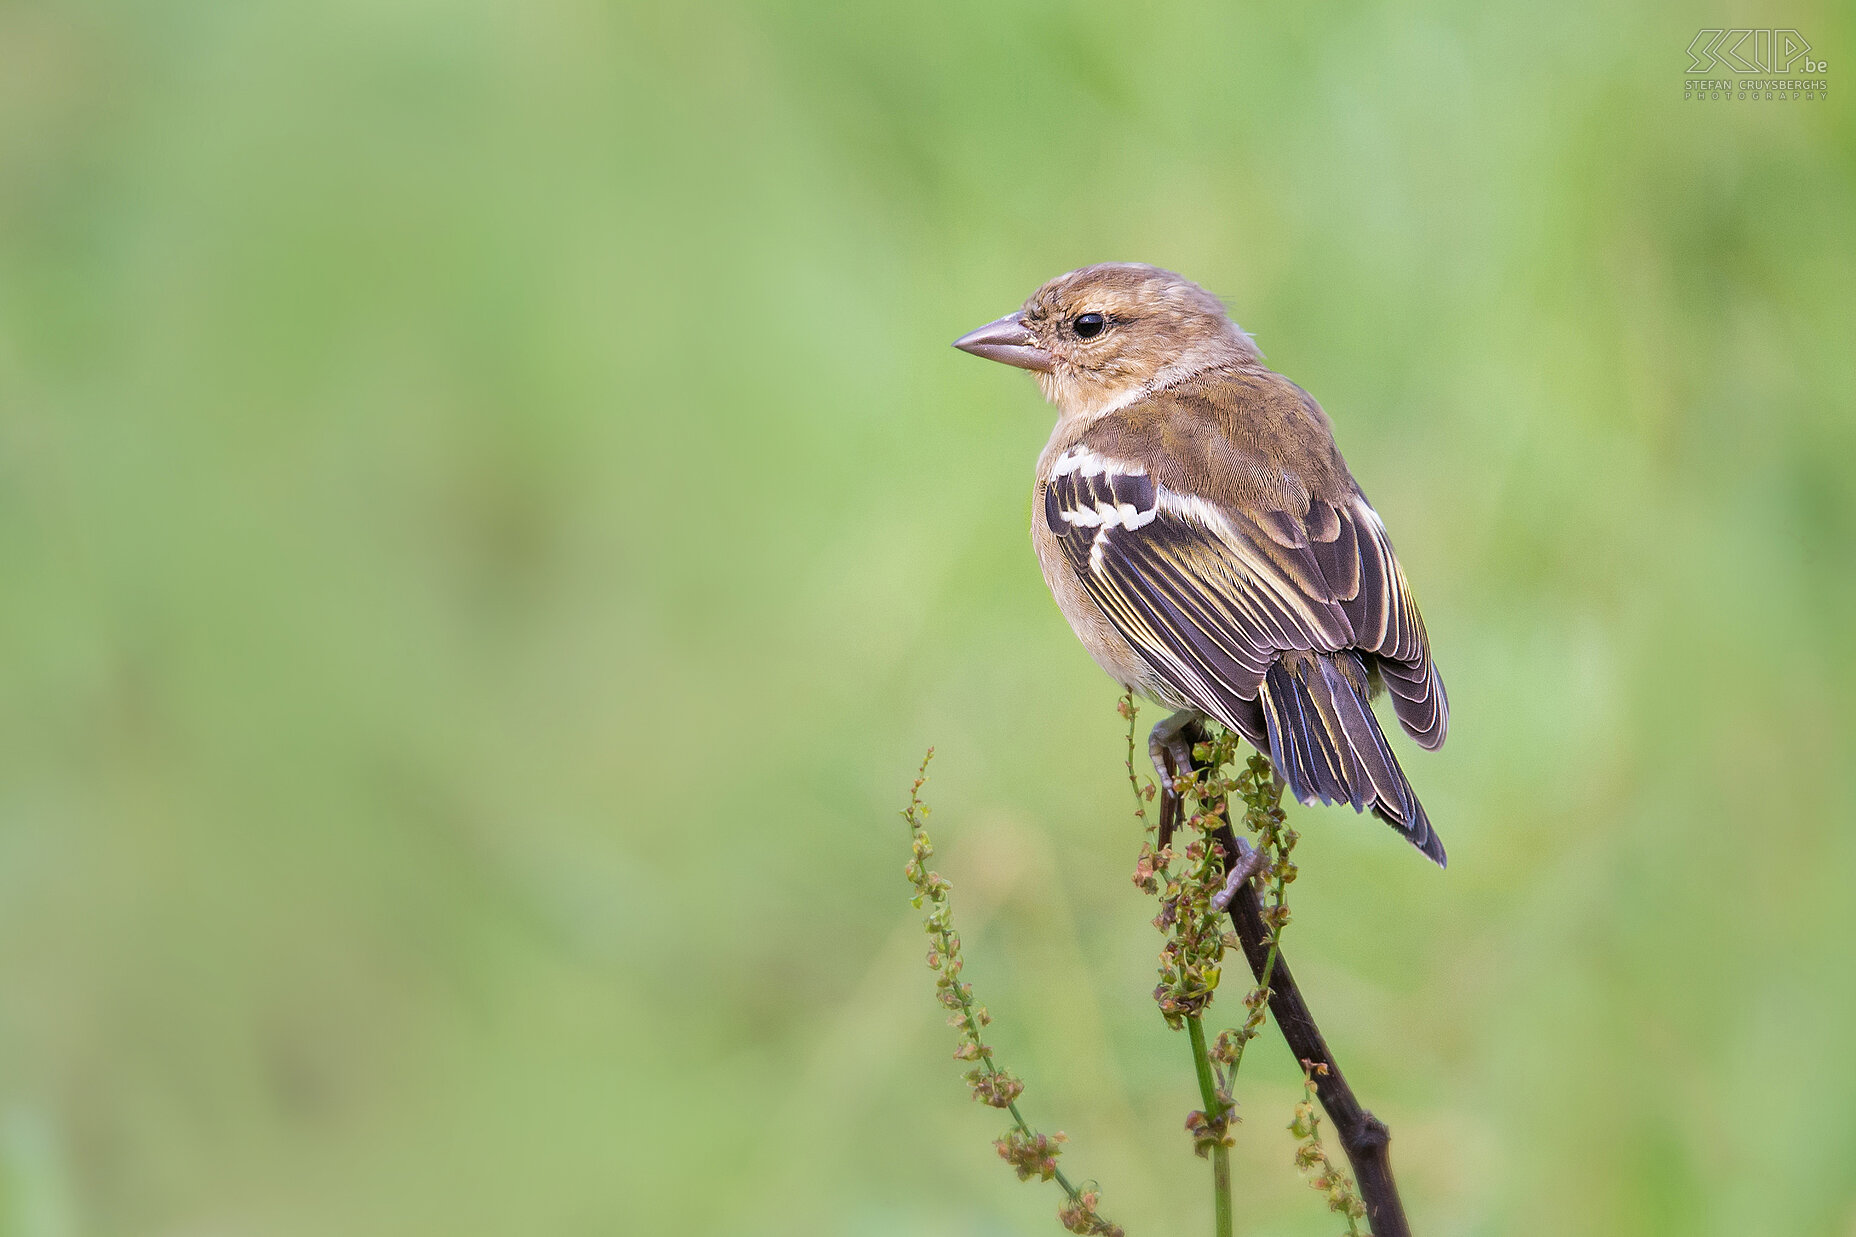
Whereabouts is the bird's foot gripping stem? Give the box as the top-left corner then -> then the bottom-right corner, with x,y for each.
1147,709 -> 1206,852
1210,835 -> 1270,912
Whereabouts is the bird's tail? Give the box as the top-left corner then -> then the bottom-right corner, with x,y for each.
1257,650 -> 1446,866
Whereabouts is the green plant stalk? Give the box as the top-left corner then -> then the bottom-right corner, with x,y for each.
901,750 -> 1122,1237
1187,1015 -> 1234,1237
948,977 -> 1087,1200
1218,839 -> 1289,1084
1291,1066 -> 1366,1235
1132,712 -> 1395,1235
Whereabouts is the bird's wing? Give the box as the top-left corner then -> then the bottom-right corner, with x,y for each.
1043,435 -> 1447,750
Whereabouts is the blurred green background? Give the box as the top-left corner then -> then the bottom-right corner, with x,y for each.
2,1 -> 1853,1233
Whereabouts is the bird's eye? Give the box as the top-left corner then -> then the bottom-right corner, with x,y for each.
1073,312 -> 1106,339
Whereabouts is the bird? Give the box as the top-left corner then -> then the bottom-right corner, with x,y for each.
953,263 -> 1449,865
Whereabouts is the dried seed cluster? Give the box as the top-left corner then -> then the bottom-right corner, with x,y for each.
1291,1064 -> 1368,1233
901,751 -> 1124,1237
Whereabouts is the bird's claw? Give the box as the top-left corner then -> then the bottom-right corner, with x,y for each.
1147,709 -> 1205,851
1210,839 -> 1269,912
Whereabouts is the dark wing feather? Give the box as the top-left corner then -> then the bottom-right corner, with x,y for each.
1046,462 -> 1340,730
1306,501 -> 1359,600
1252,649 -> 1445,864
1045,450 -> 1445,751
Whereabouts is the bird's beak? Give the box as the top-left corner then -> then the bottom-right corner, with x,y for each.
952,313 -> 1054,373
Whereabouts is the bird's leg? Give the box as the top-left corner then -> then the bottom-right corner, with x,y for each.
1148,709 -> 1205,853
1211,835 -> 1270,912
1205,762 -> 1289,908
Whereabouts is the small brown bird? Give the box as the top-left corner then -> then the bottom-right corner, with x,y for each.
955,263 -> 1449,865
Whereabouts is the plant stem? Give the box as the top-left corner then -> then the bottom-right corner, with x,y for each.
944,929 -> 1088,1201
1186,1015 -> 1234,1237
1211,821 -> 1410,1237
903,752 -> 1121,1234
1219,845 -> 1288,1083
1152,722 -> 1411,1237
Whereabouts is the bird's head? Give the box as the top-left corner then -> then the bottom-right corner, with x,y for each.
953,263 -> 1258,419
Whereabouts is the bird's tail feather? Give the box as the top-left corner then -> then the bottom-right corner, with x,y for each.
1258,651 -> 1446,866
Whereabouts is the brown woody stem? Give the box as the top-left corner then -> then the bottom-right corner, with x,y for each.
1163,755 -> 1413,1237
